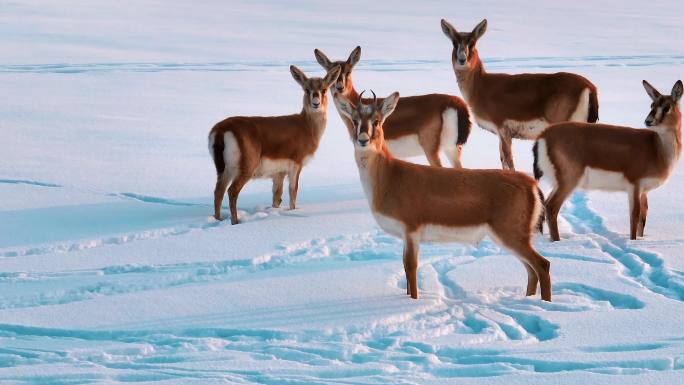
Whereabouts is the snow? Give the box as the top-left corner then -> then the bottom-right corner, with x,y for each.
2,1 -> 684,384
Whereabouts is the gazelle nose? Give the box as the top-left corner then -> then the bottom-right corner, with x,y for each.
358,138 -> 369,146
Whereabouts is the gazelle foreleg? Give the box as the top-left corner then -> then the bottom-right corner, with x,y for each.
498,132 -> 515,170
403,232 -> 420,299
629,185 -> 642,240
638,192 -> 648,237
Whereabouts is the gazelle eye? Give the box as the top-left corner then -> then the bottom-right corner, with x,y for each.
663,105 -> 670,114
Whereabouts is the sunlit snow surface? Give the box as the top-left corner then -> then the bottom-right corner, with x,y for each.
1,1 -> 684,384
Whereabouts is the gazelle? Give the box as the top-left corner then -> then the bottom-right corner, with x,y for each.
440,19 -> 599,170
336,91 -> 551,301
208,65 -> 341,224
534,80 -> 683,241
315,46 -> 471,168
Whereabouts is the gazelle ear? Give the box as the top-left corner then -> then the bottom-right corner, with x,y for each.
471,19 -> 488,42
334,94 -> 355,119
671,80 -> 683,103
347,46 -> 361,67
314,49 -> 333,69
380,92 -> 400,118
643,80 -> 661,101
440,19 -> 459,41
323,65 -> 341,88
290,65 -> 308,88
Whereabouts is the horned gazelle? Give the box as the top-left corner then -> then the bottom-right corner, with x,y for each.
440,19 -> 599,170
336,91 -> 552,301
315,46 -> 472,168
208,65 -> 341,224
534,80 -> 683,241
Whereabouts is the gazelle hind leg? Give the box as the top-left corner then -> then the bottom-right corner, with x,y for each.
508,240 -> 551,301
546,184 -> 575,242
524,263 -> 539,296
213,172 -> 230,220
272,173 -> 286,208
403,232 -> 420,299
425,151 -> 443,168
444,145 -> 463,168
638,192 -> 648,237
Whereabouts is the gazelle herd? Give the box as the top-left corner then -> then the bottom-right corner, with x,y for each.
209,19 -> 682,302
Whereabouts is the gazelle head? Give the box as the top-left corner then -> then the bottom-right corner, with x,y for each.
335,90 -> 400,152
290,65 -> 341,112
440,19 -> 487,70
314,46 -> 361,96
643,79 -> 683,128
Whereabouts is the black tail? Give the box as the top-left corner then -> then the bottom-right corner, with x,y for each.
532,141 -> 543,181
210,132 -> 226,175
588,89 -> 599,123
536,187 -> 546,234
455,103 -> 472,145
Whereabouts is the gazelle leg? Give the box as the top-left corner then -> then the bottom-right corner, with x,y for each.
272,172 -> 286,208
228,172 -> 251,225
638,192 -> 648,237
629,186 -> 642,240
546,185 -> 575,242
288,166 -> 303,210
498,133 -> 515,170
507,240 -> 552,301
213,172 -> 230,220
444,145 -> 463,168
524,262 -> 539,296
425,151 -> 443,168
403,232 -> 420,299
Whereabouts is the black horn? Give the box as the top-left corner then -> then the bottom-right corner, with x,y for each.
371,90 -> 377,105
358,90 -> 366,106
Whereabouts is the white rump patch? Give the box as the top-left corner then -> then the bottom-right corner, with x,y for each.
440,108 -> 459,151
579,167 -> 631,192
222,132 -> 242,181
535,139 -> 557,187
569,88 -> 591,122
386,134 -> 423,158
419,223 -> 489,245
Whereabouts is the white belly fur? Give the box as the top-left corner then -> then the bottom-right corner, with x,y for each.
579,167 -> 631,191
253,158 -> 296,178
503,118 -> 549,139
374,211 -> 489,246
420,223 -> 489,245
386,134 -> 423,158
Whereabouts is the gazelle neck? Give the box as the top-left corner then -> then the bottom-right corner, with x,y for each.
301,96 -> 328,139
339,75 -> 360,102
454,49 -> 486,101
652,110 -> 682,168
